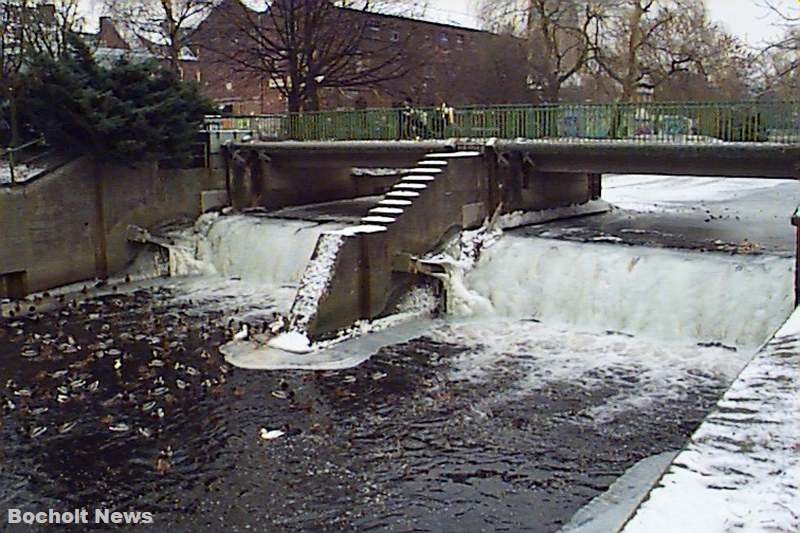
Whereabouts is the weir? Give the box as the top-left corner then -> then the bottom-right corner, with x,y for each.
459,235 -> 793,347
223,142 -> 604,339
4,132 -> 798,531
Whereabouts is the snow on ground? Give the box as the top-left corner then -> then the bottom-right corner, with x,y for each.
351,167 -> 404,177
603,174 -> 791,212
0,162 -> 42,185
286,232 -> 345,334
624,307 -> 800,533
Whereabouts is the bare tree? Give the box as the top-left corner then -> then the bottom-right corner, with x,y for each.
1,0 -> 79,147
201,0 -> 419,112
27,0 -> 81,58
480,0 -> 601,101
757,1 -> 800,97
102,0 -> 218,73
589,0 -> 741,101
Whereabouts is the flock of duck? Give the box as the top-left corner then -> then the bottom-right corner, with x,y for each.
0,286 -> 247,474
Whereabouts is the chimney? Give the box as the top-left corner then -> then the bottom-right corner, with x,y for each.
99,16 -> 113,32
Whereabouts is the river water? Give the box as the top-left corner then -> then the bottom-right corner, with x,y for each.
0,177 -> 795,531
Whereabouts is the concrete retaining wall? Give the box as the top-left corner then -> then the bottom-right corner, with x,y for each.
299,152 -> 493,337
0,158 -> 226,298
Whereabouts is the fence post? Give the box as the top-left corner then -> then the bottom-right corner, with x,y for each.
8,146 -> 15,186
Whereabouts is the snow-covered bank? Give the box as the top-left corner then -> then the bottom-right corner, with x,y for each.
623,308 -> 800,533
603,174 -> 792,212
458,235 -> 792,347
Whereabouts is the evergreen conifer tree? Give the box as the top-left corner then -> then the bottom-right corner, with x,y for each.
22,34 -> 212,163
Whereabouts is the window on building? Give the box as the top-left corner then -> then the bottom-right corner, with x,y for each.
456,33 -> 465,46
367,20 -> 380,32
195,70 -> 201,83
391,30 -> 400,42
225,81 -> 233,91
438,31 -> 448,43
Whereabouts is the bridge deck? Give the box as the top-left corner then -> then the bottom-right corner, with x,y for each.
236,139 -> 800,179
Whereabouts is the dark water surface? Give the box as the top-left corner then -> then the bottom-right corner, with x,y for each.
0,288 -> 727,532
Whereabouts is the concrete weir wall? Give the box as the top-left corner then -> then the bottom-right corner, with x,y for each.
298,152 -> 491,336
293,149 -> 600,338
0,157 -> 225,298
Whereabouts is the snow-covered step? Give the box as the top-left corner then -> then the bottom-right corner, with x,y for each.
386,190 -> 420,198
393,182 -> 427,190
401,175 -> 435,182
405,167 -> 442,174
369,207 -> 404,216
418,160 -> 448,167
424,151 -> 481,158
379,199 -> 413,207
361,215 -> 396,224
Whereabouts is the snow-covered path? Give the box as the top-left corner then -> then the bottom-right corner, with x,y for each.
624,308 -> 800,533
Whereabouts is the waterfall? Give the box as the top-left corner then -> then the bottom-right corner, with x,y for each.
455,235 -> 793,347
164,213 -> 344,287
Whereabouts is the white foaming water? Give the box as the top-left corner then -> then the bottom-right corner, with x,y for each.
458,235 -> 793,347
198,215 -> 344,285
430,318 -> 750,422
153,214 -> 345,321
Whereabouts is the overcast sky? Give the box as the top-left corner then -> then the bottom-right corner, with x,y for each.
79,0 -> 796,48
427,0 -> 795,47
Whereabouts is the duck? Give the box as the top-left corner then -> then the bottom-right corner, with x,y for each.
233,323 -> 249,341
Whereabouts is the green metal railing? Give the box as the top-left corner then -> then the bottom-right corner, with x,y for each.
206,101 -> 800,144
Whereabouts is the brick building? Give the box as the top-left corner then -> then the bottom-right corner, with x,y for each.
90,0 -> 530,115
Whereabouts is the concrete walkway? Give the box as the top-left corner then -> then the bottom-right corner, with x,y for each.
623,308 -> 800,532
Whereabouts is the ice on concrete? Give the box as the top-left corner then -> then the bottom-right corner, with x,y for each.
223,318 -> 432,370
623,307 -> 800,533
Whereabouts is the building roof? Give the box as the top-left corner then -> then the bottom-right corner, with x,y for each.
335,5 -> 493,36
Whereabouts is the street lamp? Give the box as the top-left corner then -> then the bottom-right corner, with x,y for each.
637,73 -> 655,103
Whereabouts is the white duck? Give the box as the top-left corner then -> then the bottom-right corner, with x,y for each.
233,323 -> 250,341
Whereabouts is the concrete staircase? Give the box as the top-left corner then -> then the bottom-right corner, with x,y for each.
288,150 -> 492,339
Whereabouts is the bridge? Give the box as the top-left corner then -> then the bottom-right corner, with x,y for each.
209,101 -> 800,145
210,101 -> 800,340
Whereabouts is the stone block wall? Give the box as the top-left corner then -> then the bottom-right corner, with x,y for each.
0,158 -> 226,298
